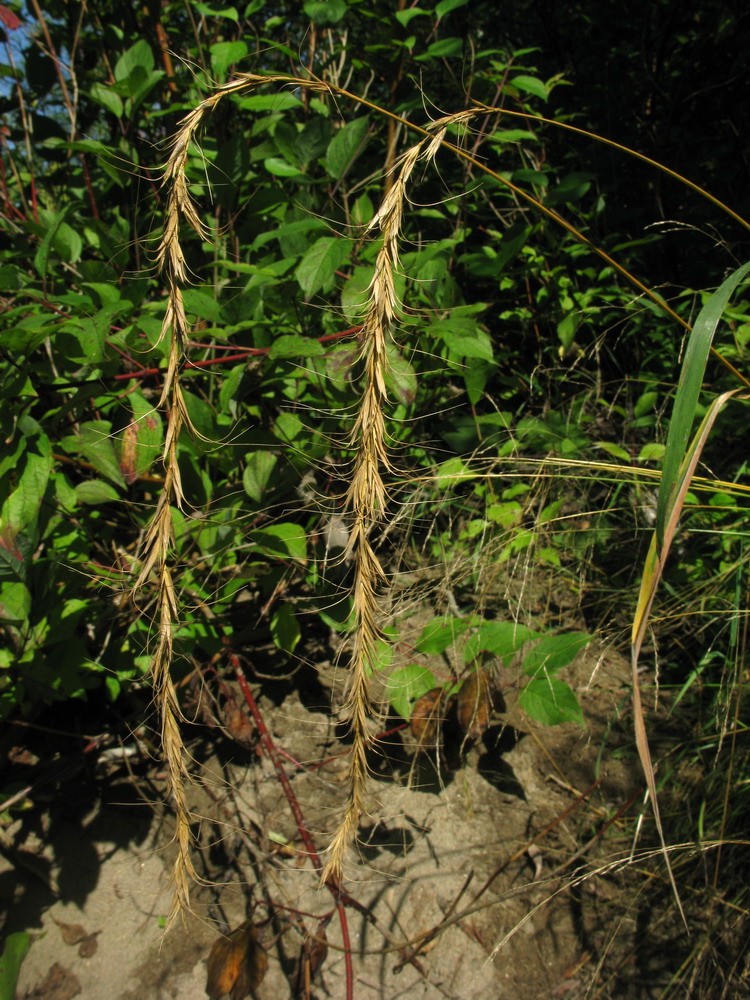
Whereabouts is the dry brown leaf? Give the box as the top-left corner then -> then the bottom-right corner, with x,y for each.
26,963 -> 81,1000
224,695 -> 255,747
77,932 -> 100,958
410,687 -> 447,750
456,669 -> 493,740
205,922 -> 268,1000
51,917 -> 88,946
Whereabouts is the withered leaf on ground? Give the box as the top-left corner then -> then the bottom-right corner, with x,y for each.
51,917 -> 88,946
456,669 -> 493,740
26,962 -> 81,1000
410,687 -> 448,750
205,921 -> 268,1000
224,694 -> 255,747
77,932 -> 100,958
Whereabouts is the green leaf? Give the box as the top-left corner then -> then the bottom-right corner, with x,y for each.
295,237 -> 352,297
34,208 -> 73,278
268,334 -> 325,359
656,261 -> 750,543
435,0 -> 470,15
236,93 -> 303,111
304,0 -> 347,25
1,444 -> 53,534
522,632 -> 591,677
264,156 -> 304,177
324,116 -> 370,179
117,391 -> 163,483
510,75 -> 548,101
114,40 -> 155,83
0,931 -> 31,1000
89,82 -> 123,117
243,451 -> 278,502
75,479 -> 120,505
463,621 -> 538,664
434,457 -> 475,488
270,603 -> 301,652
520,677 -> 583,726
195,2 -> 239,19
249,523 -> 307,563
416,37 -> 463,60
385,343 -> 417,405
416,615 -> 476,655
61,422 -> 125,489
395,8 -> 429,27
0,582 -> 31,622
386,664 -> 438,721
210,40 -> 248,78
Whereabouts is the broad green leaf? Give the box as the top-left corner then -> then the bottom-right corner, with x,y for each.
463,621 -> 537,665
1,445 -> 53,534
395,8 -> 429,27
268,334 -> 325,359
34,208 -> 71,278
271,603 -> 300,653
520,677 -> 583,726
486,501 -> 522,528
210,40 -> 248,78
434,457 -> 475,488
416,615 -> 477,655
117,391 -> 163,482
340,266 -> 371,321
236,93 -> 303,111
264,156 -> 304,177
416,37 -> 463,61
385,343 -> 417,405
0,582 -> 31,622
324,116 -> 370,179
656,260 -> 750,543
243,451 -> 277,502
250,523 -> 307,563
386,664 -> 438,721
114,40 -> 155,83
182,288 -> 222,322
304,0 -> 347,25
61,422 -> 125,488
510,75 -> 548,101
195,2 -> 239,19
75,479 -> 120,505
522,632 -> 591,676
89,82 -> 123,117
435,0 -> 470,14
295,237 -> 352,298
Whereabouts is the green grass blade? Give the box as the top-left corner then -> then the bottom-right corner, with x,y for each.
656,261 -> 750,543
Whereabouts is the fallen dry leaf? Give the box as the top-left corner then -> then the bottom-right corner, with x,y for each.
224,695 -> 255,747
205,921 -> 268,1000
26,962 -> 81,1000
456,669 -> 493,740
51,917 -> 88,946
77,932 -> 100,958
410,687 -> 448,750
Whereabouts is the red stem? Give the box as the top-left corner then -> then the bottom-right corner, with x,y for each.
227,644 -> 354,1000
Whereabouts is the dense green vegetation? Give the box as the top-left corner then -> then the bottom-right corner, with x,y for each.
1,0 -> 750,994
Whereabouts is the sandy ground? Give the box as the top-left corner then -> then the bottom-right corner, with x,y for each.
3,641 -> 637,1000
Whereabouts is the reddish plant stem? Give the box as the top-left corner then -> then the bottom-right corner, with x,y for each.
113,326 -> 363,382
226,643 -> 354,1000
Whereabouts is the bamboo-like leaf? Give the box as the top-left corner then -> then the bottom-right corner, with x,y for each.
632,387 -> 740,929
656,261 -> 750,543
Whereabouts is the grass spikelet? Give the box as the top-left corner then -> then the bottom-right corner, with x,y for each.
322,113 -> 474,882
